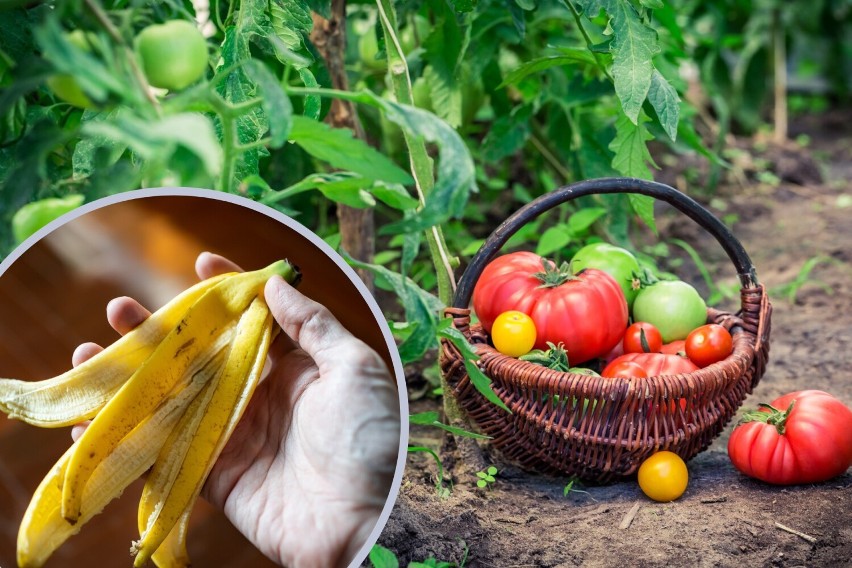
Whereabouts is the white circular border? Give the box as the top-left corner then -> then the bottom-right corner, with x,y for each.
1,187 -> 409,568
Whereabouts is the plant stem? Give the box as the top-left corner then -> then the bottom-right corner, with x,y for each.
375,0 -> 457,306
563,0 -> 614,82
311,0 -> 376,291
83,0 -> 161,114
208,93 -> 238,192
772,7 -> 787,144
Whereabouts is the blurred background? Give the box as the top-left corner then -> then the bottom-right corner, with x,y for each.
0,194 -> 398,567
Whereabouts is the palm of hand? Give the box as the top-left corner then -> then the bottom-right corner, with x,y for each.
73,253 -> 400,568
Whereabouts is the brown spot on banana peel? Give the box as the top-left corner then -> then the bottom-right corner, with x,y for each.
173,338 -> 196,359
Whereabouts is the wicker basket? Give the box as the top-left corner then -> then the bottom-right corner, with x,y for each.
440,178 -> 772,482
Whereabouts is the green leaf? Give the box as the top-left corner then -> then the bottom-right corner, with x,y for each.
368,545 -> 400,568
217,18 -> 268,186
298,68 -> 321,120
498,51 -> 597,88
81,112 -> 223,178
34,17 -> 130,104
370,182 -> 419,210
516,0 -> 537,9
421,64 -> 462,129
609,110 -> 656,180
421,2 -> 466,128
269,0 -> 313,51
409,411 -> 490,439
289,115 -> 413,184
72,109 -> 128,177
638,0 -> 663,8
343,253 -> 443,363
536,225 -> 572,256
647,70 -> 679,141
243,60 -> 292,148
465,360 -> 510,412
581,0 -> 659,123
567,207 -> 607,234
628,193 -> 656,234
487,466 -> 498,475
481,106 -> 531,163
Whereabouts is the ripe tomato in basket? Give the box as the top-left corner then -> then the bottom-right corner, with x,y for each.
472,251 -> 628,365
603,352 -> 699,377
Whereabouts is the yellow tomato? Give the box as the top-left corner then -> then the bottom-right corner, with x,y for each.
637,451 -> 689,502
491,311 -> 536,358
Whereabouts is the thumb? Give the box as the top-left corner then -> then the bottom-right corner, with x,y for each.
263,275 -> 353,364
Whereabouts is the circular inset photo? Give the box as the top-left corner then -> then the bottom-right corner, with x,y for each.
0,189 -> 407,568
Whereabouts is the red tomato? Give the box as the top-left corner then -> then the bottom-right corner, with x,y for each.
728,390 -> 852,485
623,322 -> 663,354
472,251 -> 628,364
602,360 -> 648,379
685,324 -> 733,368
661,340 -> 686,357
605,353 -> 699,376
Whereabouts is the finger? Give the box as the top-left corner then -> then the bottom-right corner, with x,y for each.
72,343 -> 103,367
195,252 -> 244,280
106,297 -> 152,335
264,275 -> 353,363
71,421 -> 91,442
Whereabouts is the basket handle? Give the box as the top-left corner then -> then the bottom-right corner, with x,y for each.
453,177 -> 760,310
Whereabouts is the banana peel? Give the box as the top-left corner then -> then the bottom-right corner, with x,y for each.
0,259 -> 301,567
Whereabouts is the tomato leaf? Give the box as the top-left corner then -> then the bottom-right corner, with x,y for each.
297,68 -> 321,120
367,545 -> 400,568
289,115 -> 414,184
647,70 -> 680,141
567,207 -> 608,234
343,253 -> 443,363
579,0 -> 660,123
269,0 -> 313,52
481,105 -> 532,163
243,60 -> 292,149
498,52 -> 597,89
409,411 -> 491,439
536,225 -> 572,257
609,110 -> 657,179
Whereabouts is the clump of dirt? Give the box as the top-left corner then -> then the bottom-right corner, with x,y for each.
376,112 -> 852,567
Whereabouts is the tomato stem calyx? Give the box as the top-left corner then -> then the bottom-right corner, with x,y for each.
533,259 -> 577,288
520,341 -> 571,371
739,400 -> 796,435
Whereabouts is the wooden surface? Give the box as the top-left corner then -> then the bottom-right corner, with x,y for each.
0,195 -> 399,567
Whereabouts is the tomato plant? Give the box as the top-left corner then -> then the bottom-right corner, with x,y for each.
136,21 -> 209,91
638,451 -> 689,502
602,360 -> 647,379
490,311 -> 537,358
632,281 -> 708,343
472,252 -> 628,365
728,390 -> 852,485
622,322 -> 662,354
570,242 -> 641,309
605,353 -> 699,377
685,324 -> 733,368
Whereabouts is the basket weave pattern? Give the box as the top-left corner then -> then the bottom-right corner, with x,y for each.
439,178 -> 773,482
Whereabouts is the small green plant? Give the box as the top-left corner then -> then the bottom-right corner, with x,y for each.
563,476 -> 596,500
369,543 -> 469,568
475,466 -> 498,489
769,255 -> 839,304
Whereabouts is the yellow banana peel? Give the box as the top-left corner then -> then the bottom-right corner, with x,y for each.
0,273 -> 231,427
0,259 -> 301,567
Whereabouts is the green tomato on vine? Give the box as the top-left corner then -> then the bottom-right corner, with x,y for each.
136,20 -> 209,91
46,30 -> 96,108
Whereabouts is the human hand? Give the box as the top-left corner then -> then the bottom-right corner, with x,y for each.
71,252 -> 401,567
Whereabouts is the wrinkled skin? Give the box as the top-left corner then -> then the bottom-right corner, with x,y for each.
72,252 -> 401,567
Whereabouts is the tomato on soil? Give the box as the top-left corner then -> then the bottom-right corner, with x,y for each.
638,451 -> 689,502
728,390 -> 852,485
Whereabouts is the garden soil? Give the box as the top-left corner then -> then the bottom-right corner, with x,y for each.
376,112 -> 852,568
